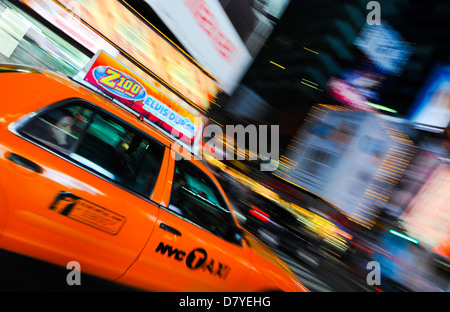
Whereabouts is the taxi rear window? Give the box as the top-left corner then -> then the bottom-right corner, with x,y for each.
18,100 -> 165,198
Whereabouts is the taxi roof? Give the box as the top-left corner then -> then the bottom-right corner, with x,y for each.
1,64 -> 177,147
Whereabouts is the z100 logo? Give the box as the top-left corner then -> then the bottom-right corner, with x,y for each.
93,66 -> 147,101
155,242 -> 231,280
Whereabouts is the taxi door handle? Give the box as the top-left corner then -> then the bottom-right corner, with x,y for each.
8,153 -> 43,173
160,223 -> 182,236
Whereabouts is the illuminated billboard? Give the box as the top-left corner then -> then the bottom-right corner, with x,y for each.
403,161 -> 450,258
144,0 -> 289,95
276,105 -> 416,228
20,0 -> 118,56
354,22 -> 413,76
409,64 -> 450,130
21,0 -> 218,112
327,76 -> 375,111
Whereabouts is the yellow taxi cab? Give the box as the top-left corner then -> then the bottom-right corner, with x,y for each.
0,64 -> 308,292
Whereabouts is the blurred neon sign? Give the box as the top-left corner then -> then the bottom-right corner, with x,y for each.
143,0 -> 257,95
354,23 -> 413,75
184,0 -> 236,61
389,230 -> 419,244
409,64 -> 450,129
24,0 -> 218,111
20,0 -> 118,56
327,77 -> 374,111
403,162 -> 450,256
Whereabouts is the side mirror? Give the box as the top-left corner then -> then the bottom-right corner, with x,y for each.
233,226 -> 249,247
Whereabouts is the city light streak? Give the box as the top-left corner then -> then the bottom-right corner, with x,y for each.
269,61 -> 285,69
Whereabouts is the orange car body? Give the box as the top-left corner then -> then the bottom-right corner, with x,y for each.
0,65 -> 308,292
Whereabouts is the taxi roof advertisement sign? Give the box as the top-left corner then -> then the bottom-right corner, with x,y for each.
78,50 -> 202,148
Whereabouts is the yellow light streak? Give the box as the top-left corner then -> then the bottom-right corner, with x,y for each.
269,61 -> 285,69
303,47 -> 319,54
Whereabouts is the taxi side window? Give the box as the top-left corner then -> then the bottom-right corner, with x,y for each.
169,160 -> 239,243
19,105 -> 90,153
19,102 -> 165,197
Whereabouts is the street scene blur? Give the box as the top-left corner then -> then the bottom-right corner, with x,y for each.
0,0 -> 449,292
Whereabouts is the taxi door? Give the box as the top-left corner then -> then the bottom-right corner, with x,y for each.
0,100 -> 166,283
118,153 -> 251,291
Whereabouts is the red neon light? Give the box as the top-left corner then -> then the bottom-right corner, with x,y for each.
249,206 -> 270,223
